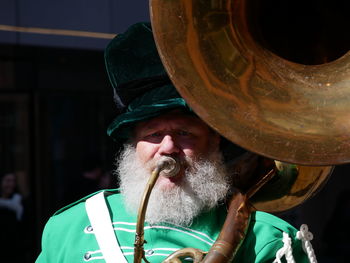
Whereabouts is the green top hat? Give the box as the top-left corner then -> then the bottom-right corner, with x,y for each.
105,22 -> 191,140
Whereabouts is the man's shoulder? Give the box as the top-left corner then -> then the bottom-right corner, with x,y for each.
235,211 -> 308,262
42,189 -> 122,237
53,188 -> 121,216
252,211 -> 298,234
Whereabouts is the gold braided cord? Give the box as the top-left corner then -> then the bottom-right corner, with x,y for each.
0,24 -> 116,39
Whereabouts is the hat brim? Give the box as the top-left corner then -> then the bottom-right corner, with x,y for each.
107,97 -> 190,140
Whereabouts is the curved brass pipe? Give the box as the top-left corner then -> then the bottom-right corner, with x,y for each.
163,190 -> 252,263
228,153 -> 333,213
160,159 -> 332,263
134,157 -> 180,263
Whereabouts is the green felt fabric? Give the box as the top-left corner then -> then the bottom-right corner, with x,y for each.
36,189 -> 309,263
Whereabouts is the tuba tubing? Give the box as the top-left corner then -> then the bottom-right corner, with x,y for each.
145,0 -> 343,261
134,156 -> 181,263
201,191 -> 251,263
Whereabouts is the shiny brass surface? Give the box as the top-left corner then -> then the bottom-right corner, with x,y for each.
163,248 -> 205,263
149,0 -> 342,262
227,152 -> 333,213
164,190 -> 251,263
250,163 -> 333,213
134,166 -> 159,263
201,191 -> 251,263
150,0 -> 350,165
134,157 -> 181,263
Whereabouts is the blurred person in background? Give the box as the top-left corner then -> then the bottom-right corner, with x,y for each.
0,172 -> 24,262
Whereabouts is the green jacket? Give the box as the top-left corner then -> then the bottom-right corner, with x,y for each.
36,189 -> 308,262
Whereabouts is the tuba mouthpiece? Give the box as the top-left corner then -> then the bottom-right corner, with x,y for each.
156,156 -> 181,177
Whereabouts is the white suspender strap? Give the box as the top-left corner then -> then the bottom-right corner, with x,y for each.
85,191 -> 128,263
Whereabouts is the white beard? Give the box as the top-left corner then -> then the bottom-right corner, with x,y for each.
116,145 -> 230,226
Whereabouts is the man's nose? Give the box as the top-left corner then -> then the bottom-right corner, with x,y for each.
158,134 -> 180,155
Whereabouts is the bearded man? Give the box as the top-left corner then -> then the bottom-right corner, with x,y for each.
36,23 -> 312,263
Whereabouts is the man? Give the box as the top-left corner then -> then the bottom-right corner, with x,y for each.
36,23 -> 313,263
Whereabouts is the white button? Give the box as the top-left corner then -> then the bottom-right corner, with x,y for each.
86,225 -> 93,232
84,252 -> 91,260
146,249 -> 154,255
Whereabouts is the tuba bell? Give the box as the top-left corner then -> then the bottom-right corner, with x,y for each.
131,0 -> 350,262
150,0 -> 350,165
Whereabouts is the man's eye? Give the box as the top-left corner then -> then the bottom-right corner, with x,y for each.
178,130 -> 190,136
148,132 -> 162,137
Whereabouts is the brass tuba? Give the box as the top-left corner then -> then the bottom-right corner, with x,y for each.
132,0 -> 349,262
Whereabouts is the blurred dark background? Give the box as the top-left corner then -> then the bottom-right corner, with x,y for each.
0,1 -> 349,262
